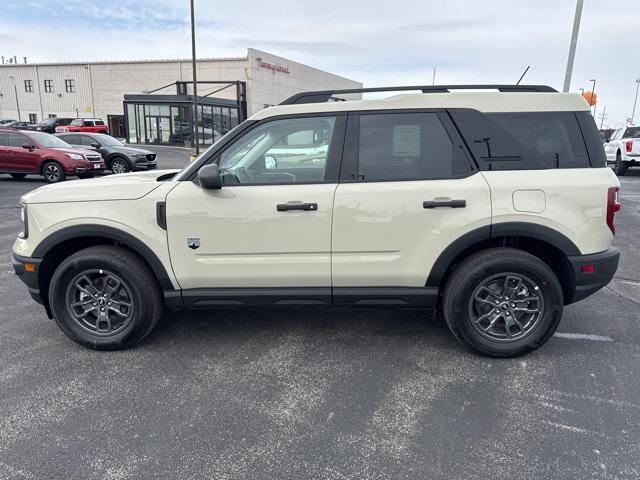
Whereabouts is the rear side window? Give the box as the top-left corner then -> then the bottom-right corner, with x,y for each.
95,120 -> 105,126
7,132 -> 27,147
625,127 -> 640,139
357,112 -> 459,182
450,110 -> 596,170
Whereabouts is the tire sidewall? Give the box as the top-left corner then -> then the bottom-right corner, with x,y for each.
49,253 -> 154,349
448,256 -> 563,357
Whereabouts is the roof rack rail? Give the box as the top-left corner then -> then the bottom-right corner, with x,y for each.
280,84 -> 558,105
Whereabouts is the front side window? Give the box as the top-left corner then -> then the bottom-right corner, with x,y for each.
357,112 -> 455,182
65,79 -> 75,93
44,80 -> 54,93
24,80 -> 33,92
218,116 -> 336,185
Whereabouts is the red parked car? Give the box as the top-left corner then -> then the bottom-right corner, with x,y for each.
55,118 -> 109,135
0,128 -> 105,183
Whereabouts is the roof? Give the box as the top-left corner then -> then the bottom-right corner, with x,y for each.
250,92 -> 591,120
0,56 -> 247,68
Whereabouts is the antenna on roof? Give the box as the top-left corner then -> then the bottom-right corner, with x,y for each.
516,65 -> 530,85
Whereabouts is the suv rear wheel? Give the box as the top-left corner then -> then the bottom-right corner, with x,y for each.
442,247 -> 563,357
48,245 -> 163,350
613,151 -> 628,176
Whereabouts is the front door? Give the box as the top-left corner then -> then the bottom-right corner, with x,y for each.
165,114 -> 345,294
331,111 -> 491,289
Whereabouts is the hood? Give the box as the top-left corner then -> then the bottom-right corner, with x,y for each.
112,146 -> 154,155
51,147 -> 96,156
21,169 -> 180,204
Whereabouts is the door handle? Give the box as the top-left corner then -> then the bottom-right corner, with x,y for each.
277,202 -> 318,212
423,200 -> 466,209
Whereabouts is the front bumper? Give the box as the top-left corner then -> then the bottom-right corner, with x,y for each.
12,253 -> 44,306
75,164 -> 105,175
567,247 -> 620,304
132,159 -> 157,170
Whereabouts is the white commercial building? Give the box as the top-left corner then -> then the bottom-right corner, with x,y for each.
0,48 -> 361,145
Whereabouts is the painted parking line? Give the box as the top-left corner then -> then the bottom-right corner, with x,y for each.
554,332 -> 613,342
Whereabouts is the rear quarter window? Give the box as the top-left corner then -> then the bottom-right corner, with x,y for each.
449,109 -> 602,169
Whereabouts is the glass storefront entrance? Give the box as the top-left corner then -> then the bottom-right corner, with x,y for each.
124,100 -> 240,146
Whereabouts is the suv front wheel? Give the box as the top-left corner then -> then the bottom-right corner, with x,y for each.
48,245 -> 163,350
443,248 -> 563,357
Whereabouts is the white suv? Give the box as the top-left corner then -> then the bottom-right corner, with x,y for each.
12,85 -> 621,357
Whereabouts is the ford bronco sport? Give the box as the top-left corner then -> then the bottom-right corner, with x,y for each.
12,85 -> 621,357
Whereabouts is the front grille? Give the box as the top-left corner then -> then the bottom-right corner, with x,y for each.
146,154 -> 156,161
86,154 -> 102,162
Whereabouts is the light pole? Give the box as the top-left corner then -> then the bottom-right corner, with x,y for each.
589,78 -> 596,118
9,75 -> 21,121
631,78 -> 640,125
563,0 -> 584,92
190,0 -> 200,156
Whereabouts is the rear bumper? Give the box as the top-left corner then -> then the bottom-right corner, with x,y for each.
566,247 -> 620,304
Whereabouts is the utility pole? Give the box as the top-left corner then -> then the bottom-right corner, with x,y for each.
590,78 -> 597,118
9,76 -> 21,121
432,67 -> 436,86
632,78 -> 640,125
599,105 -> 607,129
563,0 -> 584,92
190,0 -> 200,156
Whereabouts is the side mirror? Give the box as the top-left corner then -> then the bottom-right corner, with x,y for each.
22,143 -> 34,151
198,164 -> 222,189
91,142 -> 101,148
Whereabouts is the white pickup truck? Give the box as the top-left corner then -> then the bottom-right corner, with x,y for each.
604,126 -> 640,176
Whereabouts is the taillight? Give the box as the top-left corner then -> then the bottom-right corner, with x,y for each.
606,186 -> 621,235
626,141 -> 633,153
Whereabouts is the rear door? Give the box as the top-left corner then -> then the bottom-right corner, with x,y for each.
0,131 -> 11,170
604,128 -> 622,162
331,111 -> 491,294
6,132 -> 39,172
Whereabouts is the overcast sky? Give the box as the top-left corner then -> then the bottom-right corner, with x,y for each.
1,0 -> 638,127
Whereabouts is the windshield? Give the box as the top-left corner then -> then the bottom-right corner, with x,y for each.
71,119 -> 84,126
31,132 -> 72,148
92,134 -> 123,146
0,119 -> 15,125
39,118 -> 56,126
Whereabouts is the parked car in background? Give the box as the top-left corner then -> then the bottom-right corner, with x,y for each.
599,128 -> 615,143
0,119 -> 18,126
7,121 -> 35,131
55,118 -> 109,135
604,126 -> 640,176
0,128 -> 104,182
34,117 -> 73,134
56,133 -> 157,173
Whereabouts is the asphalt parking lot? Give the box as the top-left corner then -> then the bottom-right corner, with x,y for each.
1,148 -> 639,480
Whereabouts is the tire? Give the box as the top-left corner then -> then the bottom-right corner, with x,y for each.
42,161 -> 66,183
442,247 -> 563,358
613,151 -> 628,176
110,157 -> 131,174
48,245 -> 163,350
10,173 -> 27,179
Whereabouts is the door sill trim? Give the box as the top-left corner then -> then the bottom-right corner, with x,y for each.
169,286 -> 438,309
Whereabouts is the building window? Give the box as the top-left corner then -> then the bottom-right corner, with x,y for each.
24,80 -> 34,93
48,114 -> 57,118
44,80 -> 54,93
65,79 -> 75,93
28,113 -> 38,124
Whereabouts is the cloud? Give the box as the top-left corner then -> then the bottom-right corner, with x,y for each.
1,0 -> 638,126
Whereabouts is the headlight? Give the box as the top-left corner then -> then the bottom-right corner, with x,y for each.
66,153 -> 84,160
133,153 -> 147,158
18,203 -> 28,239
